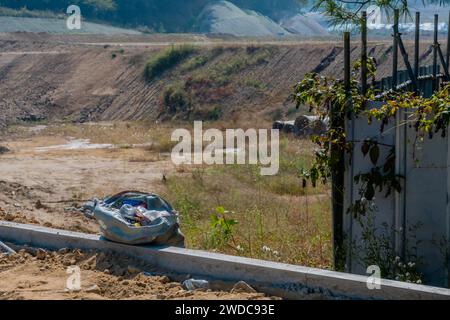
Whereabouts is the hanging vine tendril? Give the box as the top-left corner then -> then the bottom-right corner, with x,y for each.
294,58 -> 450,217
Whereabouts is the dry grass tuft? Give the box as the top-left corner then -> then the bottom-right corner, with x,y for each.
156,136 -> 332,269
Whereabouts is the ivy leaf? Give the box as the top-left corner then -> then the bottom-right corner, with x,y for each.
369,145 -> 380,165
226,219 -> 238,226
372,171 -> 383,190
365,183 -> 375,201
361,142 -> 370,157
215,206 -> 225,215
210,214 -> 219,226
392,180 -> 402,193
383,156 -> 395,173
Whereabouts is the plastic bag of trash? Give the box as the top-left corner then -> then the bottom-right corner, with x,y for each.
83,191 -> 184,247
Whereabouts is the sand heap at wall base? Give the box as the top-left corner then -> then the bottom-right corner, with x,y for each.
0,248 -> 274,300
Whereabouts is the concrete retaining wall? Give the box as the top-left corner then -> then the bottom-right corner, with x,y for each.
344,100 -> 450,287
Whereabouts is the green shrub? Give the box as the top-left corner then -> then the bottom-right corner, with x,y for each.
246,78 -> 267,90
181,55 -> 208,72
162,82 -> 190,113
207,206 -> 238,249
202,48 -> 273,86
145,45 -> 196,81
208,106 -> 222,120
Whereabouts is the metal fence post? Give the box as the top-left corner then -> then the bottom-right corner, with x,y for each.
331,32 -> 349,271
447,11 -> 450,75
393,9 -> 399,90
415,12 -> 420,80
361,11 -> 368,95
433,14 -> 439,92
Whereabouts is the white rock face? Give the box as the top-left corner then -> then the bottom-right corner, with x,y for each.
196,0 -> 290,37
280,13 -> 329,37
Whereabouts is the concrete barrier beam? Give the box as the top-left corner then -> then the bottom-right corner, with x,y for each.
1,221 -> 449,300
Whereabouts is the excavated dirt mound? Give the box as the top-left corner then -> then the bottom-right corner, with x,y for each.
0,179 -> 99,234
0,247 -> 277,300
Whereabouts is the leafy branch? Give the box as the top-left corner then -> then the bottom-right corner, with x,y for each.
311,0 -> 450,28
294,57 -> 450,217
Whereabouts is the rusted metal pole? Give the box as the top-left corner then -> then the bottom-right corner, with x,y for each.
433,14 -> 439,92
393,9 -> 399,90
344,32 -> 351,93
361,11 -> 368,95
331,32 -> 349,271
398,34 -> 418,91
415,12 -> 420,79
437,45 -> 450,80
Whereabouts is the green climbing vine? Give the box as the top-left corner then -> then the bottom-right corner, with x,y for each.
294,58 -> 450,217
292,60 -> 450,282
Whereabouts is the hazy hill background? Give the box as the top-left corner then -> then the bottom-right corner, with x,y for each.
0,0 -> 305,33
0,1 -> 448,36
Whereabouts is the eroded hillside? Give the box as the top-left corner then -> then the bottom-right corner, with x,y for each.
0,33 -> 436,128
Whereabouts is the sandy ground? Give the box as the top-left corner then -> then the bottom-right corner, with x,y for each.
0,247 -> 274,300
0,125 -> 278,300
0,125 -> 176,234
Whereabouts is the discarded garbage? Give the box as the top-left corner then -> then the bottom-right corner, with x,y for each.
183,279 -> 210,291
0,241 -> 16,255
83,191 -> 185,247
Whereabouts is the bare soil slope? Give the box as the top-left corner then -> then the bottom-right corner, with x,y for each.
0,33 -> 436,128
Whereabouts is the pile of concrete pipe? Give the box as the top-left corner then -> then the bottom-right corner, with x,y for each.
273,115 -> 328,137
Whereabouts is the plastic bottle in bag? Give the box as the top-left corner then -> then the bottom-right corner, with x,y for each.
182,279 -> 209,291
119,204 -> 138,221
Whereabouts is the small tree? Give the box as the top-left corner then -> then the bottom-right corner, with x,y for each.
310,0 -> 450,27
